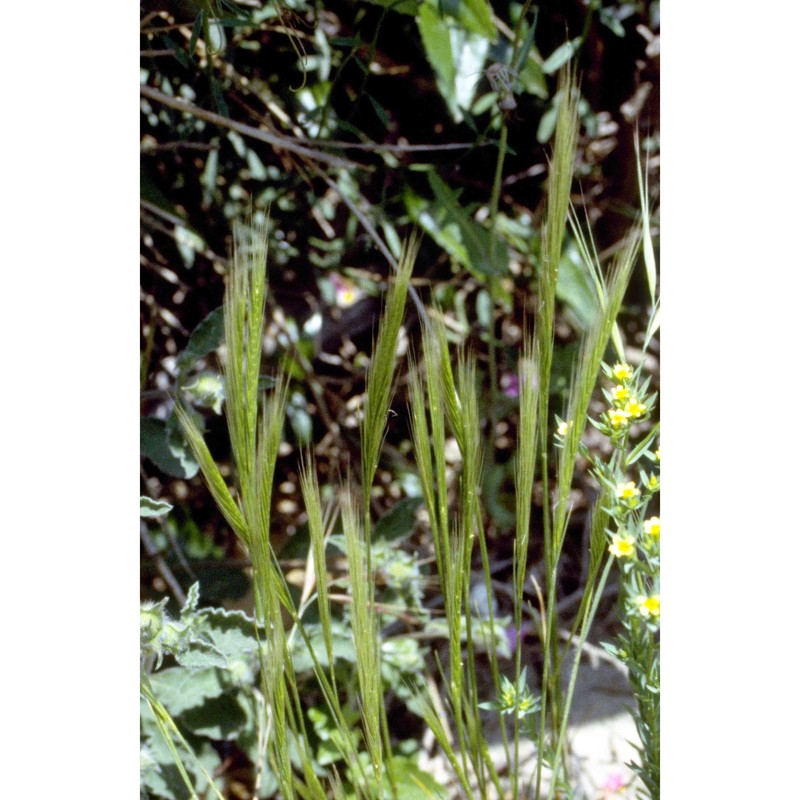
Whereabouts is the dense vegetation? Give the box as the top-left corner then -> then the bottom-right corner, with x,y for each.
140,2 -> 660,798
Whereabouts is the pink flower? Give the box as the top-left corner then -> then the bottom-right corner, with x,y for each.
602,771 -> 624,793
500,373 -> 519,398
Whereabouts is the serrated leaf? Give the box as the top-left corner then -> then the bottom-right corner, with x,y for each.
140,496 -> 173,518
174,640 -> 229,670
182,582 -> 201,614
196,607 -> 261,662
148,667 -> 230,716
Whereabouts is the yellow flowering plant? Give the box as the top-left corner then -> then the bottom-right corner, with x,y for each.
586,359 -> 660,798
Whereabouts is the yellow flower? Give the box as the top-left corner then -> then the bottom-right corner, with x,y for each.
338,287 -> 357,307
608,408 -> 632,429
612,363 -> 633,381
625,399 -> 647,418
609,533 -> 636,558
556,420 -> 571,437
616,481 -> 640,500
635,594 -> 660,618
643,517 -> 660,538
647,473 -> 660,491
655,446 -> 661,461
611,384 -> 630,404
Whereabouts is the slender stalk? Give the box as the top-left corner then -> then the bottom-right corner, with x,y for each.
546,557 -> 614,800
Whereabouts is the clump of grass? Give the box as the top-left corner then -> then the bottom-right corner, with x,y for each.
142,66 -> 659,800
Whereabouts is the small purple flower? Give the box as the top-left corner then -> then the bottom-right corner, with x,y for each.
501,373 -> 519,398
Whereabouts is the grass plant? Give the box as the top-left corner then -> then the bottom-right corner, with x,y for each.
141,66 -> 660,800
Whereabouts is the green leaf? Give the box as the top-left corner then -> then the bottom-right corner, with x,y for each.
148,667 -> 230,716
417,3 -> 489,122
518,54 -> 549,101
598,6 -> 626,37
418,5 -> 455,101
141,416 -> 200,479
458,0 -> 497,39
482,463 -> 515,532
140,496 -> 173,518
344,754 -> 447,800
542,37 -> 582,75
536,103 -> 558,144
373,497 -> 423,542
555,239 -> 602,332
140,733 -> 222,800
174,640 -> 229,670
290,621 -> 356,672
405,172 -> 508,280
196,606 -> 261,663
180,692 -> 248,740
286,391 -> 313,445
166,411 -> 201,477
180,306 -> 225,363
359,0 -> 419,14
175,224 -> 207,269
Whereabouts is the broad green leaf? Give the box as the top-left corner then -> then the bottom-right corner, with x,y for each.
180,693 -> 248,740
482,463 -> 515,532
180,306 -> 225,363
556,239 -> 602,332
140,496 -> 173,518
519,54 -> 549,100
458,0 -> 497,39
173,640 -> 229,670
542,37 -> 582,74
141,416 -> 200,479
417,4 -> 489,122
406,172 -> 508,280
148,666 -> 230,716
196,606 -> 261,663
373,497 -> 423,542
418,5 -> 455,103
166,411 -> 201,477
359,0 -> 419,14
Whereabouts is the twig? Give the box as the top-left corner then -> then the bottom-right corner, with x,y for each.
141,83 -> 361,170
141,523 -> 187,605
141,83 -> 477,157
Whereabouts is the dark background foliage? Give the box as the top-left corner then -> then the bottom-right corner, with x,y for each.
140,0 -> 659,661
